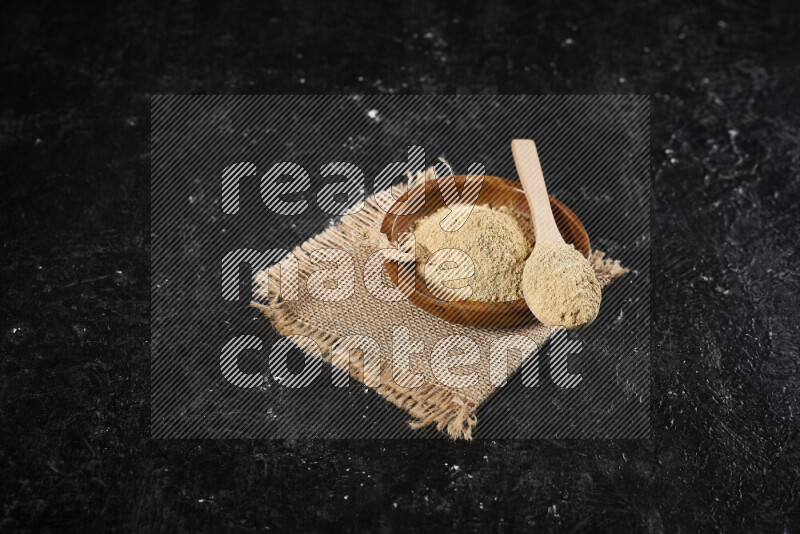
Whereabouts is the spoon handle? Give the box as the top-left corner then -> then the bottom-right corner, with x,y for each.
511,139 -> 565,244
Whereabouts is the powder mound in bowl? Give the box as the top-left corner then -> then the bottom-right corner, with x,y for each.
411,204 -> 535,302
521,242 -> 601,328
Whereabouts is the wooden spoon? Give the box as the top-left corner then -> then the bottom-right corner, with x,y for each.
512,139 -> 602,329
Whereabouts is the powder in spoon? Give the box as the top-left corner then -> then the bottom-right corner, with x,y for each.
521,241 -> 601,328
412,204 -> 535,302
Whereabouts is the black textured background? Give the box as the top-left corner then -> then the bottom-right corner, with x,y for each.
2,0 -> 799,532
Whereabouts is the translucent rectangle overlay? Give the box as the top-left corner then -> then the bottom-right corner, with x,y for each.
151,95 -> 650,439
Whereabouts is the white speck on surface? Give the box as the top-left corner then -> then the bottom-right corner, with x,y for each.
367,109 -> 380,120
548,504 -> 560,517
561,38 -> 574,47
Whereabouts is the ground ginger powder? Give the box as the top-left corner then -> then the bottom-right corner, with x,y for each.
521,241 -> 601,328
412,204 -> 535,302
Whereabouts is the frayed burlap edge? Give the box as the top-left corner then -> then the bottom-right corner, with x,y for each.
252,297 -> 481,439
251,180 -> 628,440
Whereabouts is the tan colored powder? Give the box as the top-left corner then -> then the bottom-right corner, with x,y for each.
411,204 -> 535,302
521,242 -> 602,328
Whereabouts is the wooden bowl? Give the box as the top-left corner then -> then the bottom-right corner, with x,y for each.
380,175 -> 591,328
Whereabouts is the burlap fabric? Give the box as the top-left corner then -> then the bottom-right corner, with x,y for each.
252,183 -> 628,439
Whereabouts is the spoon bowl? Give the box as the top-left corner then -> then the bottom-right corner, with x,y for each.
380,175 -> 590,327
